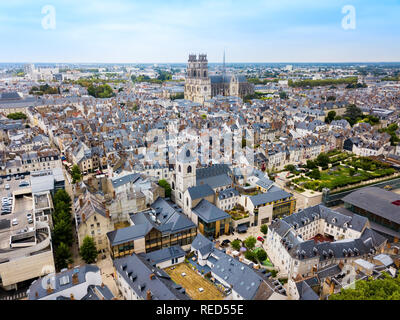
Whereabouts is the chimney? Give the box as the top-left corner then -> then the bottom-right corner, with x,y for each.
82,213 -> 86,222
46,286 -> 54,295
72,273 -> 79,285
70,293 -> 75,300
106,209 -> 110,219
149,273 -> 156,280
79,197 -> 83,207
35,291 -> 39,299
146,290 -> 152,300
113,191 -> 116,200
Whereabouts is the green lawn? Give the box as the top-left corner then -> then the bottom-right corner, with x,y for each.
293,164 -> 396,192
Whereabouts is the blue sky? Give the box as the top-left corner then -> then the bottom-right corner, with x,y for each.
0,0 -> 399,63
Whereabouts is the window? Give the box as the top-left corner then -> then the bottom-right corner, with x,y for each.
187,166 -> 192,174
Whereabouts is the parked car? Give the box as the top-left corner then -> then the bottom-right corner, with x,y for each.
6,176 -> 11,181
4,184 -> 10,190
19,181 -> 29,187
257,236 -> 265,243
27,213 -> 33,219
12,218 -> 18,226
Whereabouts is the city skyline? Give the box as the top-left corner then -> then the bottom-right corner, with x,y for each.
0,0 -> 400,63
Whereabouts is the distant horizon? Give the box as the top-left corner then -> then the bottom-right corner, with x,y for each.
2,61 -> 400,66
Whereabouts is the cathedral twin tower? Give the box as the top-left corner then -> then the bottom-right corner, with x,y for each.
184,53 -> 254,104
184,54 -> 212,104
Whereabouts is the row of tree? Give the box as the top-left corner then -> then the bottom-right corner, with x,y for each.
52,190 -> 74,270
288,77 -> 358,88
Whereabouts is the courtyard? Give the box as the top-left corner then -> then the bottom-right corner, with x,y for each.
165,263 -> 225,300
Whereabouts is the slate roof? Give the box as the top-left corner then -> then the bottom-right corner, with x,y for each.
28,265 -> 101,300
82,285 -> 115,300
111,198 -> 196,246
197,173 -> 232,189
111,172 -> 141,189
114,253 -> 190,300
196,164 -> 232,180
192,199 -> 230,223
218,187 -> 239,200
249,189 -> 292,207
187,184 -> 215,200
191,233 -> 214,256
342,187 -> 400,225
145,246 -> 186,265
295,278 -> 320,300
107,224 -> 150,246
191,234 -> 283,300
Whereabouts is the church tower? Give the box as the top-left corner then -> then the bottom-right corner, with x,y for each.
184,54 -> 211,104
172,145 -> 197,208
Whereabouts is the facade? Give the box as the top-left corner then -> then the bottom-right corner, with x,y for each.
74,189 -> 114,251
184,54 -> 254,103
184,54 -> 211,104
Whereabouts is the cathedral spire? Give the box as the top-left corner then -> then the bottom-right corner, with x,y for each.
223,49 -> 226,81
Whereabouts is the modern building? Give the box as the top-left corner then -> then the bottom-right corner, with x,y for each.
342,187 -> 400,241
107,197 -> 197,259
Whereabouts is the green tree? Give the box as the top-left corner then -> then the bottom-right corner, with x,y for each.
316,153 -> 330,167
260,224 -> 269,235
329,273 -> 400,300
244,250 -> 257,263
284,164 -> 296,173
279,91 -> 288,100
344,104 -> 363,126
309,168 -> 321,180
244,236 -> 257,250
231,239 -> 241,251
306,160 -> 317,169
158,179 -> 172,198
71,165 -> 82,184
7,112 -> 27,120
255,249 -> 267,262
325,111 -> 337,124
53,219 -> 73,246
53,189 -> 71,207
80,236 -> 98,264
55,242 -> 72,270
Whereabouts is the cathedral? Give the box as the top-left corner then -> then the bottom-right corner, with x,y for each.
184,53 -> 254,104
